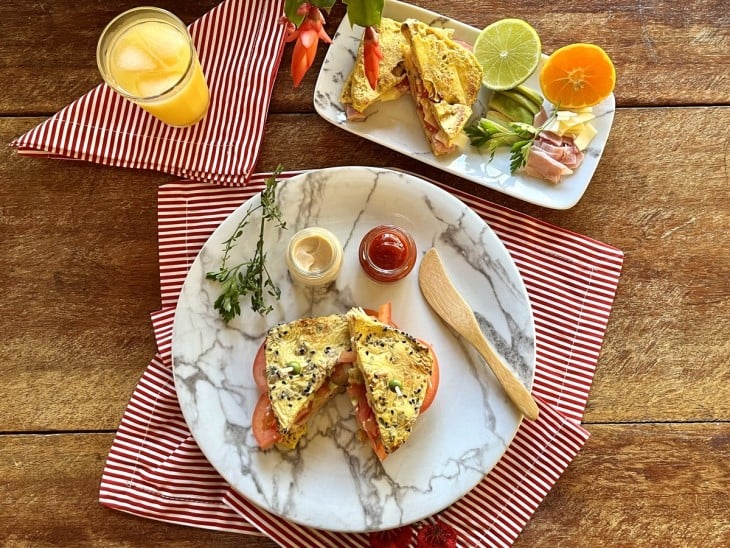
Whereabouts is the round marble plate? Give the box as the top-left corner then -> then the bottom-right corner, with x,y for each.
172,166 -> 536,532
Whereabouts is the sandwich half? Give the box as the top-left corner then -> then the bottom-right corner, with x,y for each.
255,314 -> 352,450
346,307 -> 434,459
340,17 -> 410,121
400,19 -> 483,155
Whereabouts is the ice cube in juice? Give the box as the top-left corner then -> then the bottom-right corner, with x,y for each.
107,20 -> 209,127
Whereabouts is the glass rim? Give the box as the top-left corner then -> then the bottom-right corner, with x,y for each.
96,6 -> 197,102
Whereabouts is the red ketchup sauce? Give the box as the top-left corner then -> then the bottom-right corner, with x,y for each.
358,225 -> 417,283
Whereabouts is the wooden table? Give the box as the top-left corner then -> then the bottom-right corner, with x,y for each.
2,1 -> 727,545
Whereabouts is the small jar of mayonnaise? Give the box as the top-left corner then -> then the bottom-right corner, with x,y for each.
286,227 -> 343,287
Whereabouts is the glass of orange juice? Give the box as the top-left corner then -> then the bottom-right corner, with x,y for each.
96,7 -> 210,127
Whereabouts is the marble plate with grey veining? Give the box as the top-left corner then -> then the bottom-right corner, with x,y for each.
172,166 -> 536,532
313,0 -> 615,210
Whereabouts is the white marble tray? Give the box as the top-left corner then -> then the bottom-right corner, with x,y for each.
314,0 -> 615,210
171,166 -> 536,532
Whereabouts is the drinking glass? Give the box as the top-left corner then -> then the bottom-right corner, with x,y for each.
97,7 -> 210,127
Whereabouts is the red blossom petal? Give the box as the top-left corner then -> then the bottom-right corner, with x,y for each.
363,26 -> 383,90
291,40 -> 310,87
299,27 -> 317,49
415,520 -> 458,548
305,40 -> 317,66
369,525 -> 413,548
318,26 -> 333,44
285,5 -> 334,87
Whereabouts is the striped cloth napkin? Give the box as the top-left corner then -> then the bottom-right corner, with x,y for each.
9,0 -> 286,185
99,172 -> 624,547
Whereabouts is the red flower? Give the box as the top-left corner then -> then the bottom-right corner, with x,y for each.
363,25 -> 383,90
369,525 -> 413,548
284,4 -> 332,87
415,519 -> 458,548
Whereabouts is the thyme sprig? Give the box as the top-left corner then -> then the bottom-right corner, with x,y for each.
465,109 -> 559,174
206,166 -> 287,322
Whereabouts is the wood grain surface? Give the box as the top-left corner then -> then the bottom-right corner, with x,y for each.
1,0 -> 728,546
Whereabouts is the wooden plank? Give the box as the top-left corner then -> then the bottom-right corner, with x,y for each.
1,425 -> 726,546
517,423 -> 730,547
1,105 -> 728,432
0,118 -> 163,431
0,1 -> 728,115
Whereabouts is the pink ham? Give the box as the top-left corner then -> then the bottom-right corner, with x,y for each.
521,147 -> 574,184
345,104 -> 368,121
533,135 -> 584,169
519,126 -> 585,183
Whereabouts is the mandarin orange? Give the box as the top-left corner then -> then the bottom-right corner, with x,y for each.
539,43 -> 616,109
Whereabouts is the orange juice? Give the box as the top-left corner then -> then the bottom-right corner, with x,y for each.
97,8 -> 209,127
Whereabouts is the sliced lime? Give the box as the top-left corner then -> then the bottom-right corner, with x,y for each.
473,18 -> 542,91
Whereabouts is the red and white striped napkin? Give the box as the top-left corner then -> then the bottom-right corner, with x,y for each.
9,0 -> 286,185
99,172 -> 623,547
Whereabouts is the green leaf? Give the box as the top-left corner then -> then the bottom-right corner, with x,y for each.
343,0 -> 384,27
310,0 -> 337,8
205,168 -> 287,322
284,0 -> 307,27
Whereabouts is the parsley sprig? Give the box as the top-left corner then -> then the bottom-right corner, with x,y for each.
464,109 -> 558,174
206,166 -> 287,322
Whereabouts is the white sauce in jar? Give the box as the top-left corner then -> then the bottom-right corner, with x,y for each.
286,227 -> 343,287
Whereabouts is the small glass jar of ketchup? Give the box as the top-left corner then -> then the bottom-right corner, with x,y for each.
358,224 -> 417,283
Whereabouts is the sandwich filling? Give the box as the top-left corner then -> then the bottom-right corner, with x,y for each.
400,19 -> 483,155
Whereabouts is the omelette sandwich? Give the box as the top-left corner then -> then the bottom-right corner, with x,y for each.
340,17 -> 410,121
400,19 -> 483,155
345,307 -> 435,460
257,314 -> 352,450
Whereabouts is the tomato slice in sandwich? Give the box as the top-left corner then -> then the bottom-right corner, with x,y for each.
252,340 -> 268,393
251,393 -> 282,450
347,382 -> 388,461
419,339 -> 439,413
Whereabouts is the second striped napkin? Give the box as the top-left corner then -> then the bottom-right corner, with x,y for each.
100,171 -> 624,546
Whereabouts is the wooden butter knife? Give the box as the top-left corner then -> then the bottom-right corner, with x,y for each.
418,247 -> 539,420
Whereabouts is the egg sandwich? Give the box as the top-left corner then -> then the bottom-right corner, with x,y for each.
255,307 -> 437,458
345,307 -> 435,459
340,17 -> 410,120
400,19 -> 483,155
262,314 -> 352,449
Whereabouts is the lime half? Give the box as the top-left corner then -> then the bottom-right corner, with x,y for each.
474,18 -> 542,91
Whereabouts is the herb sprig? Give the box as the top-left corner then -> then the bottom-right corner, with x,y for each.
464,109 -> 558,174
206,166 -> 287,322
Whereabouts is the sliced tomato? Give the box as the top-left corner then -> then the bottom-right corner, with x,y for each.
252,339 -> 268,393
347,382 -> 387,461
419,339 -> 440,414
251,394 -> 281,450
377,302 -> 392,325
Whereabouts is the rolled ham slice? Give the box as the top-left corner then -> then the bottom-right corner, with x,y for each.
519,124 -> 585,183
